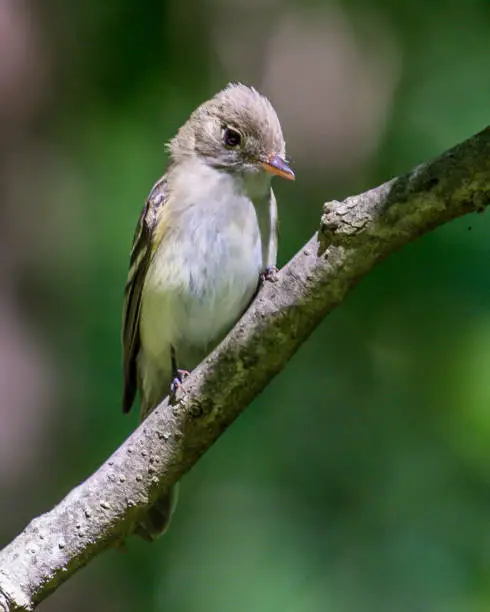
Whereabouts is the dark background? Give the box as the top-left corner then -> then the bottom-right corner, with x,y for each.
1,1 -> 490,610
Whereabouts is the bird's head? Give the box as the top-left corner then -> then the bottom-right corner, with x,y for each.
169,83 -> 294,182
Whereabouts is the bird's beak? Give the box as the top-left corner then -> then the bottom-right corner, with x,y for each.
263,154 -> 295,181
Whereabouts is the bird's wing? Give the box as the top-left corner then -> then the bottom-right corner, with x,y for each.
122,175 -> 167,413
267,188 -> 279,268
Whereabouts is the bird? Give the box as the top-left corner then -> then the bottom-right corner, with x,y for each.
122,83 -> 294,541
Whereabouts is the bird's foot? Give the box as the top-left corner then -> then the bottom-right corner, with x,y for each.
260,265 -> 279,283
170,369 -> 190,396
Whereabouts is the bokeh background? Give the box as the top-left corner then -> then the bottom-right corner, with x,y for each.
1,1 -> 490,610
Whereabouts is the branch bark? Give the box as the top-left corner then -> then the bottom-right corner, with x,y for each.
1,127 -> 489,611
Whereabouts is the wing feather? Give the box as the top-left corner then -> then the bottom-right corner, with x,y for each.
122,176 -> 167,413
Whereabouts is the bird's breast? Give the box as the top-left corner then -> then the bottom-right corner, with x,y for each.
140,194 -> 264,362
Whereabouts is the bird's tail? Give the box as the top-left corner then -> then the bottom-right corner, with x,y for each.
134,485 -> 179,542
134,391 -> 179,542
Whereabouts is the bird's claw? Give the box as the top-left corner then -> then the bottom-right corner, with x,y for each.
260,265 -> 279,283
170,369 -> 190,396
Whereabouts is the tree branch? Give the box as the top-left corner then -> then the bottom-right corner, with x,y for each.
1,126 -> 489,611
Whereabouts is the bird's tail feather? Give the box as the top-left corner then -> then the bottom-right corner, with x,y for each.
134,389 -> 179,542
134,484 -> 179,542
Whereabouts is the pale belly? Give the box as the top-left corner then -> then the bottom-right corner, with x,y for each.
139,203 -> 264,385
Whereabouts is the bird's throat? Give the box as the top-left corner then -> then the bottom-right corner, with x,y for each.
240,169 -> 272,201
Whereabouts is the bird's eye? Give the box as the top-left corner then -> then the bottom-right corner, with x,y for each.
223,128 -> 242,148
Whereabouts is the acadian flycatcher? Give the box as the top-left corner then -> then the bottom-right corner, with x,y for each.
122,83 -> 294,541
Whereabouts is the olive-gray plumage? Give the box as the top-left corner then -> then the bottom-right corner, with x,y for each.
122,83 -> 293,541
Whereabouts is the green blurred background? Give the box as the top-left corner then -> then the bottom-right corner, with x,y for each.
1,1 -> 490,610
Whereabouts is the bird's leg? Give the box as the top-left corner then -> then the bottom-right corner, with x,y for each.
170,345 -> 190,396
260,265 -> 279,283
